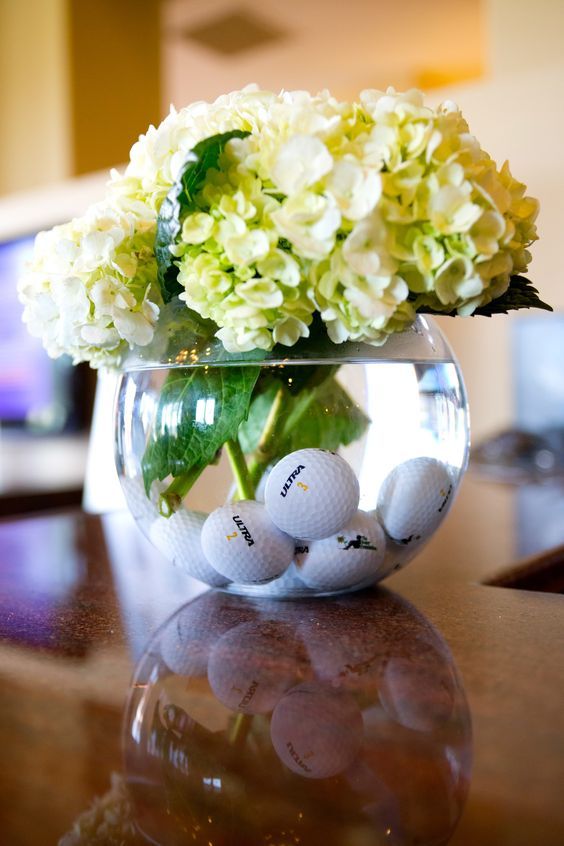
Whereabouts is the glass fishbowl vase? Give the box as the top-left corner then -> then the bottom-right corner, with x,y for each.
115,304 -> 469,598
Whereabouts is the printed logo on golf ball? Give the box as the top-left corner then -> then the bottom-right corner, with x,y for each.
201,500 -> 294,584
377,457 -> 453,546
270,682 -> 363,779
207,620 -> 301,715
295,510 -> 386,591
265,448 -> 360,540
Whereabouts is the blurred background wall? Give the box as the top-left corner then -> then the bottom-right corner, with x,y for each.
0,0 -> 562,510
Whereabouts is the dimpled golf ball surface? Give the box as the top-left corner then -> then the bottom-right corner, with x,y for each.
159,593 -> 251,676
295,510 -> 387,591
270,682 -> 363,779
265,449 -> 360,540
149,509 -> 229,587
201,500 -> 294,585
121,476 -> 164,528
207,621 -> 300,714
377,457 -> 453,546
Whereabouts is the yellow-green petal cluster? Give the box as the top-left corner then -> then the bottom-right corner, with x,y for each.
21,85 -> 539,361
121,84 -> 536,351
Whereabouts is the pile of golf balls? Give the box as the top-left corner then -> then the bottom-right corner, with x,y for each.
146,448 -> 454,592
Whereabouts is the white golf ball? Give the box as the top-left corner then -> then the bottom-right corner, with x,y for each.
270,682 -> 363,779
295,510 -> 387,591
201,500 -> 294,585
377,457 -> 453,546
265,449 -> 360,540
249,561 -> 307,598
121,476 -> 164,528
208,620 -> 301,714
149,509 -> 228,587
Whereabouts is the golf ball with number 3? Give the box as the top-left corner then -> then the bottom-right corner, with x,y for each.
201,500 -> 294,584
295,510 -> 387,591
265,448 -> 360,540
377,457 -> 453,546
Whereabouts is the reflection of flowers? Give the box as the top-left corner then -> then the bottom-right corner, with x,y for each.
58,773 -> 136,846
21,85 -> 542,364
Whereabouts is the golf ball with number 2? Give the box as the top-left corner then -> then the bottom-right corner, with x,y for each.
201,500 -> 294,585
265,449 -> 360,540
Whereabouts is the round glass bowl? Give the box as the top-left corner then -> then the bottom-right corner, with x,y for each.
122,590 -> 472,846
115,307 -> 469,597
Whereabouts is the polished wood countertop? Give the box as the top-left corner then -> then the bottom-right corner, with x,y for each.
0,472 -> 563,845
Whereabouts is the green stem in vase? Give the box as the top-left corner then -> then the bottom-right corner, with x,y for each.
227,713 -> 252,746
225,438 -> 256,501
248,385 -> 287,485
247,365 -> 339,484
158,464 -> 205,517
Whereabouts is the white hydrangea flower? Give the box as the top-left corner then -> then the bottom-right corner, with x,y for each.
271,134 -> 333,195
271,191 -> 341,260
18,204 -> 161,367
22,84 -> 540,360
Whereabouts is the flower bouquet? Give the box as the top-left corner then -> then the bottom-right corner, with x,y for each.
19,85 -> 549,596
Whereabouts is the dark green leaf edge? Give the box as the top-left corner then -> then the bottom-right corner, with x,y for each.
418,275 -> 553,318
155,129 -> 251,303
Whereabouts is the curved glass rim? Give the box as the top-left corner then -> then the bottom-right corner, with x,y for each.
119,301 -> 455,370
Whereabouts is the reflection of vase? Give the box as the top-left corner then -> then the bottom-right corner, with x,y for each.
122,589 -> 472,845
115,305 -> 469,597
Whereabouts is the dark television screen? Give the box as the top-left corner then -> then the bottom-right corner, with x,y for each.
0,234 -> 81,430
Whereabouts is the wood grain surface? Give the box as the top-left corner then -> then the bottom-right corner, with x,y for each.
0,472 -> 563,845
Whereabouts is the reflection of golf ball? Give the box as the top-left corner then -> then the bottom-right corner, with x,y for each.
208,621 -> 301,714
160,593 -> 252,676
300,617 -> 385,691
149,509 -> 229,587
271,682 -> 363,779
265,449 -> 360,540
377,457 -> 453,546
295,511 -> 386,591
201,501 -> 294,584
379,655 -> 455,732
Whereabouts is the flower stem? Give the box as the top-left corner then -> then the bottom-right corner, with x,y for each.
225,438 -> 255,500
247,366 -> 337,485
248,386 -> 287,485
158,464 -> 205,517
228,713 -> 252,746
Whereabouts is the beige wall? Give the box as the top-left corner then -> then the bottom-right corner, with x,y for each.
0,0 -> 161,196
0,0 -> 71,194
431,0 -> 564,441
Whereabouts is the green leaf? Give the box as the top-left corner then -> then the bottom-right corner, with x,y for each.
238,380 -> 280,454
155,129 -> 251,303
418,275 -> 553,318
281,377 -> 370,453
142,364 -> 260,494
239,371 -> 370,459
472,275 -> 553,316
